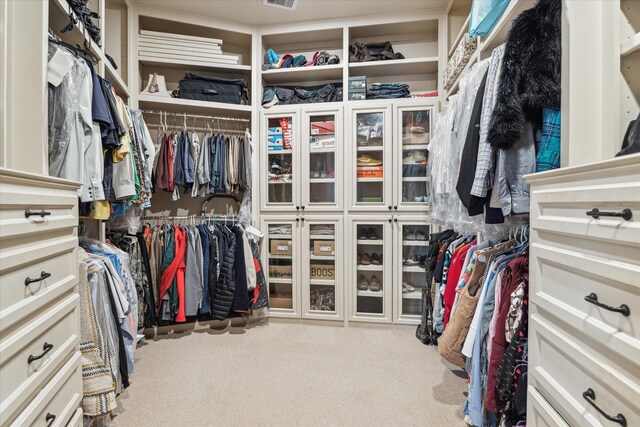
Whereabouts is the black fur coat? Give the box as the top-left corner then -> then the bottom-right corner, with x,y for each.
488,0 -> 561,150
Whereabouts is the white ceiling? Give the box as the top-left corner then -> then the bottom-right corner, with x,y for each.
132,0 -> 448,27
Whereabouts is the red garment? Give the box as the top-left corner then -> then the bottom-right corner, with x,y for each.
443,242 -> 473,327
157,226 -> 186,315
484,255 -> 529,413
175,227 -> 187,322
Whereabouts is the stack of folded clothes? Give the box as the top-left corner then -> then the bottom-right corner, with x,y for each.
366,83 -> 410,99
262,48 -> 340,70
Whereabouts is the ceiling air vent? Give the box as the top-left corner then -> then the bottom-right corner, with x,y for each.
263,0 -> 299,11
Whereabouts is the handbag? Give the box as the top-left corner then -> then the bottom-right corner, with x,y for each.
349,41 -> 405,62
177,72 -> 249,105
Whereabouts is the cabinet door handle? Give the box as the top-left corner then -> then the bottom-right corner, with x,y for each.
388,218 -> 392,223
388,206 -> 392,210
296,206 -> 300,211
393,206 -> 398,210
46,413 -> 56,427
582,388 -> 627,426
300,206 -> 305,211
393,218 -> 398,222
300,217 -> 305,223
586,208 -> 632,221
25,209 -> 51,218
584,293 -> 630,316
296,218 -> 300,223
25,271 -> 51,286
28,342 -> 54,364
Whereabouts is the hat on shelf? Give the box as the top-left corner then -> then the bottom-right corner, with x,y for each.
293,55 -> 307,67
262,48 -> 280,71
140,73 -> 171,97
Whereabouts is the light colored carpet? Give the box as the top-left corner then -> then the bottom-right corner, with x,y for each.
113,320 -> 468,426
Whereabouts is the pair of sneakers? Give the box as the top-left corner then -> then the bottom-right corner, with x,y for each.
358,275 -> 382,292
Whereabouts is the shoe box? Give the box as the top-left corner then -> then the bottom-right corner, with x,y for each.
311,121 -> 335,135
348,76 -> 366,101
270,239 -> 293,255
310,135 -> 336,149
313,240 -> 335,256
268,118 -> 293,150
357,165 -> 383,178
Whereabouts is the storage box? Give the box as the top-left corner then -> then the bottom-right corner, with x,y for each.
269,265 -> 292,278
310,264 -> 335,280
313,241 -> 335,256
357,166 -> 384,178
270,296 -> 293,309
271,239 -> 292,255
311,121 -> 335,135
402,132 -> 431,145
348,92 -> 367,101
310,135 -> 336,149
348,76 -> 367,91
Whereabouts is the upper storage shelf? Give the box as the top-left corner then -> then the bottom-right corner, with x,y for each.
348,19 -> 439,94
261,28 -> 343,86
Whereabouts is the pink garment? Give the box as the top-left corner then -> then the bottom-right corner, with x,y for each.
487,270 -> 505,362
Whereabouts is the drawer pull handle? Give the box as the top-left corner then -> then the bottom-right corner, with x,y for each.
24,209 -> 52,218
582,388 -> 627,426
28,342 -> 54,364
45,413 -> 56,427
586,208 -> 632,221
584,293 -> 630,317
25,271 -> 51,286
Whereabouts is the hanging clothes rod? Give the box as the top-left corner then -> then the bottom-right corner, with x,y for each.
141,110 -> 250,123
141,214 -> 239,221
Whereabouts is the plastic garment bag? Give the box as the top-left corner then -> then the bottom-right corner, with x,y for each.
468,0 -> 511,37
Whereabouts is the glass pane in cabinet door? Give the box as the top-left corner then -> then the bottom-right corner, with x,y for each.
356,112 -> 384,204
267,223 -> 294,309
401,110 -> 430,204
309,114 -> 336,204
308,224 -> 336,312
267,117 -> 293,204
355,224 -> 384,314
401,223 -> 430,316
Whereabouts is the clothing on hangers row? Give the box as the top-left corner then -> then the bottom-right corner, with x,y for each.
48,35 -> 156,221
141,215 -> 268,324
416,226 -> 529,427
148,111 -> 252,202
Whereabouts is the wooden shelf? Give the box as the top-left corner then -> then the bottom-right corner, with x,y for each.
262,64 -> 343,84
268,278 -> 293,284
402,266 -> 426,273
310,280 -> 336,286
357,178 -> 384,182
478,0 -> 537,55
268,180 -> 292,185
269,233 -> 292,238
268,149 -> 293,154
402,177 -> 428,182
448,13 -> 471,57
621,32 -> 640,57
402,144 -> 430,150
310,147 -> 336,153
105,60 -> 130,98
357,289 -> 383,298
402,291 -> 422,300
357,239 -> 383,245
309,234 -> 334,240
349,57 -> 439,78
357,265 -> 384,271
137,93 -> 252,117
357,146 -> 384,152
270,255 -> 292,260
309,255 -> 335,260
402,240 -> 430,246
309,178 -> 336,183
139,56 -> 251,74
50,0 -> 104,61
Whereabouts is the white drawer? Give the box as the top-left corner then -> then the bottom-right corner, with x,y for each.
9,352 -> 82,427
0,170 -> 78,242
0,295 -> 79,426
529,314 -> 640,427
528,386 -> 569,427
0,239 -> 78,335
531,243 -> 640,377
65,408 -> 82,427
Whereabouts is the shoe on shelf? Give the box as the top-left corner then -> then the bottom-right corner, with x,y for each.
366,227 -> 379,240
358,275 -> 369,290
370,253 -> 381,265
357,155 -> 383,166
405,229 -> 417,240
414,196 -> 424,202
402,282 -> 416,292
403,256 -> 419,266
369,276 -> 382,291
402,152 -> 427,165
360,253 -> 371,265
416,230 -> 427,241
328,168 -> 335,178
357,254 -> 362,265
312,170 -> 320,178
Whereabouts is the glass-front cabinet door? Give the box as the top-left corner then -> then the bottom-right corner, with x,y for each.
349,106 -> 392,211
393,219 -> 431,324
301,218 -> 343,320
349,218 -> 393,323
262,217 -> 299,317
394,105 -> 433,211
301,107 -> 343,211
262,111 -> 298,211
